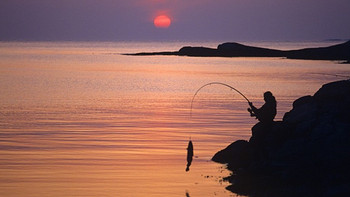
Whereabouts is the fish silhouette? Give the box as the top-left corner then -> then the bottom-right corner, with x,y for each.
186,140 -> 193,172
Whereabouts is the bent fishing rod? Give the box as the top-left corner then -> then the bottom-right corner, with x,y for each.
190,82 -> 251,117
186,82 -> 251,171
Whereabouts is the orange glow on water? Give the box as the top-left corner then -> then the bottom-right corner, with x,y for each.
154,15 -> 171,28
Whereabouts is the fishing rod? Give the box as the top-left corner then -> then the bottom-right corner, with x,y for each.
186,82 -> 250,171
190,82 -> 251,117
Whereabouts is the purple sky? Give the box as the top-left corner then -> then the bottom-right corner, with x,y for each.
1,0 -> 349,41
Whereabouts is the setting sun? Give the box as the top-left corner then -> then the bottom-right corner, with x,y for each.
153,15 -> 171,28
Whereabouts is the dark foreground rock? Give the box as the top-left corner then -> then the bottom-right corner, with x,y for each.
212,80 -> 350,197
125,40 -> 350,61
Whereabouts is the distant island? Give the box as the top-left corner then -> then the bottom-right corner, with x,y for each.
124,40 -> 350,62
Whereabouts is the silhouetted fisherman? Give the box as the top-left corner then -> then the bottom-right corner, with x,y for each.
186,140 -> 193,172
248,91 -> 277,161
247,91 -> 276,124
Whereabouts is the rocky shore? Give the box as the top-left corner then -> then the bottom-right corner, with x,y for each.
212,80 -> 350,197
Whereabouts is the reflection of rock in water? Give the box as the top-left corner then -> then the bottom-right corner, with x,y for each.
186,140 -> 193,172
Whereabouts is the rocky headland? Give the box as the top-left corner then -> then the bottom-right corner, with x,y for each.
212,80 -> 350,196
125,41 -> 350,62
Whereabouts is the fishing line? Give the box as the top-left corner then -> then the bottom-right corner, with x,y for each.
186,82 -> 251,171
190,82 -> 251,117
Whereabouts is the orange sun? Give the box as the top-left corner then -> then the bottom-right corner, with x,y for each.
153,15 -> 171,28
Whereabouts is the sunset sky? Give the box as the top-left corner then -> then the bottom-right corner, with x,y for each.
1,0 -> 349,41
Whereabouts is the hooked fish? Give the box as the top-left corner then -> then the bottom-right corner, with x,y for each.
186,140 -> 193,172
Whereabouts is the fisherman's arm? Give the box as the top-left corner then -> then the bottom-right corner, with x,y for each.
248,102 -> 258,117
249,102 -> 258,112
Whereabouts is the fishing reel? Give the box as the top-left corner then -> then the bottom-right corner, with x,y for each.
247,108 -> 256,118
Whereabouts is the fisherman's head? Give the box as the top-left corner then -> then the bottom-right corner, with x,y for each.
264,91 -> 275,102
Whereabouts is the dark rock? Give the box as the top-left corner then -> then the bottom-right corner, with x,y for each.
125,40 -> 350,61
217,42 -> 284,57
123,51 -> 179,56
286,40 -> 350,60
213,80 -> 350,197
178,46 -> 217,57
292,95 -> 313,109
314,80 -> 350,103
212,140 -> 253,170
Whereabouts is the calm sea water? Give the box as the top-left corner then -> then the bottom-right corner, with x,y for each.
0,41 -> 349,197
